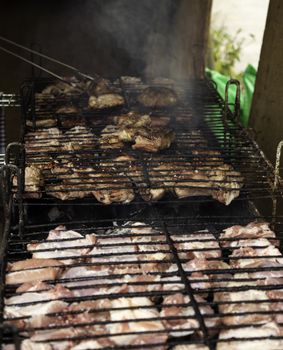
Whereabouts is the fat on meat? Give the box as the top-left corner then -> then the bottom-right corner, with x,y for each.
214,288 -> 272,326
220,222 -> 278,248
216,321 -> 283,350
107,296 -> 167,347
6,259 -> 63,285
27,226 -> 97,264
161,293 -> 219,337
171,231 -> 221,260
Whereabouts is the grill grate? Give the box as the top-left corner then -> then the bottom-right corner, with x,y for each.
7,78 -> 279,210
2,207 -> 283,349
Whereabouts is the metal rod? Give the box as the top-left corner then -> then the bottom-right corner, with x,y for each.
0,35 -> 97,81
0,45 -> 65,81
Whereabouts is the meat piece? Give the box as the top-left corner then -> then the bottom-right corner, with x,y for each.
172,345 -> 209,350
88,93 -> 124,109
41,78 -> 85,96
56,105 -> 80,114
122,274 -> 162,293
150,115 -> 171,127
45,183 -> 92,201
152,160 -> 243,205
69,298 -> 112,312
114,112 -> 151,128
138,86 -> 178,108
226,237 -> 273,250
132,126 -> 175,152
120,76 -> 142,85
99,125 -> 124,149
5,300 -> 68,319
27,226 -> 96,264
6,259 -> 63,285
63,126 -> 96,151
128,222 -> 171,270
59,116 -> 86,128
26,118 -> 57,128
107,297 -> 167,346
25,128 -> 63,153
216,322 -> 283,350
90,171 -> 135,204
31,328 -> 75,340
87,234 -> 138,264
72,341 -> 103,349
175,165 -> 242,206
171,231 -> 221,260
113,155 -> 166,201
220,222 -> 278,248
60,266 -> 123,297
229,244 -> 283,268
20,339 -> 53,350
16,281 -> 52,293
5,284 -> 72,307
13,165 -> 44,198
183,259 -> 231,288
214,288 -> 272,326
163,264 -> 210,295
161,293 -> 219,337
243,260 -> 283,280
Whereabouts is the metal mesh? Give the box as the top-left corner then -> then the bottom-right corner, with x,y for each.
2,209 -> 283,349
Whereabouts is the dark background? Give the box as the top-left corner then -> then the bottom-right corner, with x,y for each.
0,0 -> 180,92
0,0 -> 182,143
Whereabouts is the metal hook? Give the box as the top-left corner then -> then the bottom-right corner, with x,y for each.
224,79 -> 241,124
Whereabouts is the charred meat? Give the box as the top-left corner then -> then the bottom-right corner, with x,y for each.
138,86 -> 178,108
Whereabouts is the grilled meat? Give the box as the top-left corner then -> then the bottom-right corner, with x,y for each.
215,288 -> 272,326
13,165 -> 44,198
99,125 -> 124,149
138,86 -> 178,108
5,285 -> 73,307
171,231 -> 221,260
5,300 -> 68,322
219,222 -> 278,248
112,155 -> 166,201
59,116 -> 86,129
25,127 -> 63,153
6,258 -> 63,285
182,259 -> 231,290
152,159 -> 243,205
216,322 -> 283,350
229,244 -> 283,268
107,297 -> 167,347
89,170 -> 135,204
63,126 -> 96,151
41,78 -> 86,96
26,118 -> 57,128
172,345 -> 209,350
114,112 -> 151,128
132,126 -> 175,152
161,293 -> 219,337
88,93 -> 124,109
27,226 -> 97,264
56,105 -> 80,114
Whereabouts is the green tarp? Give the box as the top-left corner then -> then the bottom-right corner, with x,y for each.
206,64 -> 257,127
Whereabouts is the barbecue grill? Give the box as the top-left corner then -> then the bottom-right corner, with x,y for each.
2,69 -> 283,350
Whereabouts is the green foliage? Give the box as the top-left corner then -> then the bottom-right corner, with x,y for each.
208,25 -> 254,80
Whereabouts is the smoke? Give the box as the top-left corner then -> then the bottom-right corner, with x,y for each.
94,0 -> 180,78
1,0 -> 188,81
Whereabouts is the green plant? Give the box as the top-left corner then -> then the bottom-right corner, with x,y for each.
207,25 -> 253,80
